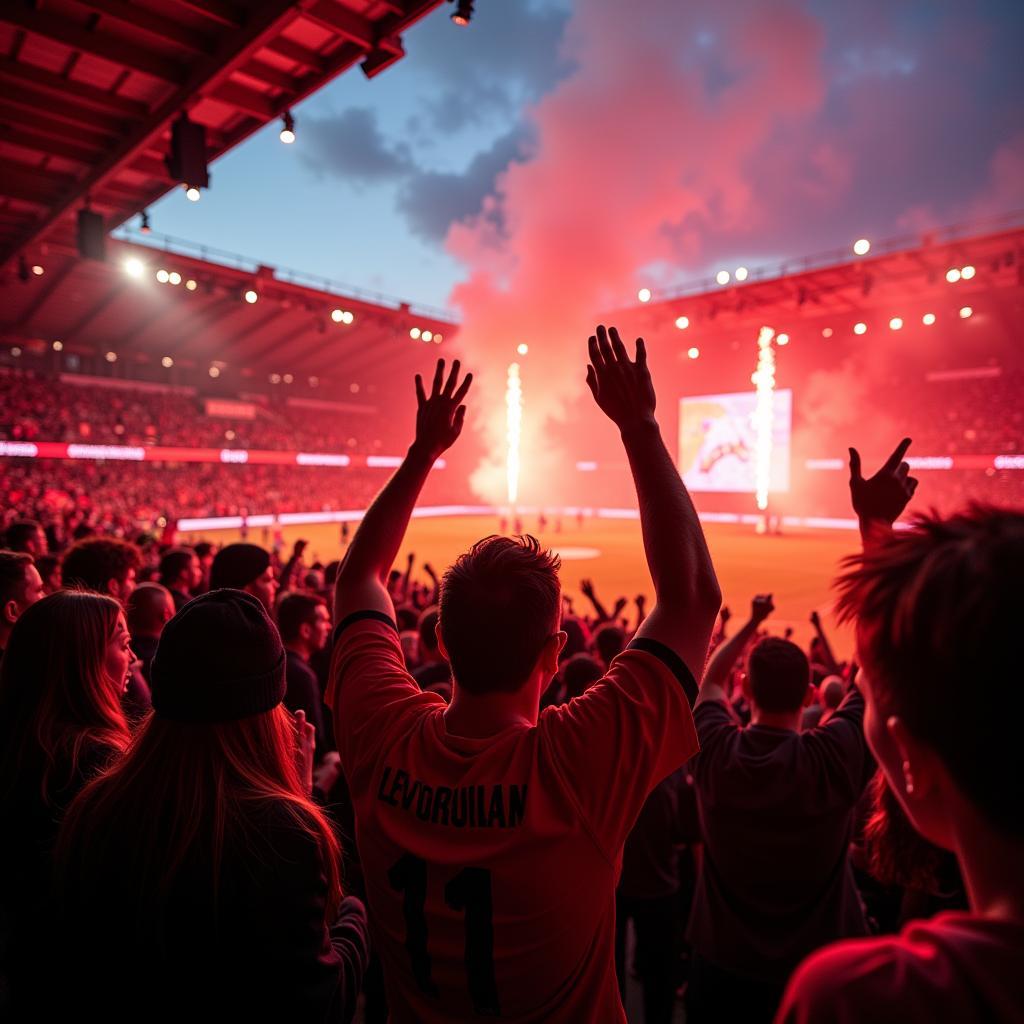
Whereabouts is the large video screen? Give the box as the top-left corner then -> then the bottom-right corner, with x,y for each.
678,389 -> 792,493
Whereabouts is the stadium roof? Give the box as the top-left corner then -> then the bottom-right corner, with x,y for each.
0,232 -> 456,385
0,0 -> 445,268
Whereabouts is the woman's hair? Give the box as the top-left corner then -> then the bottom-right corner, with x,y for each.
0,589 -> 130,804
57,704 -> 342,921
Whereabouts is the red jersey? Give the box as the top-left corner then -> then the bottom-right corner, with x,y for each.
327,613 -> 699,1022
776,911 -> 1024,1024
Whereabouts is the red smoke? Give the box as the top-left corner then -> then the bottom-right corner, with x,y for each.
445,1 -> 826,503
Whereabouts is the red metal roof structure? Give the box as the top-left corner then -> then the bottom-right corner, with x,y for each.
0,0 -> 445,269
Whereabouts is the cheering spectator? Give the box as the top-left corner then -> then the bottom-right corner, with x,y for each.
210,542 -> 278,613
0,591 -> 133,1011
777,447 -> 1024,1023
125,583 -> 175,685
0,551 -> 44,657
158,546 -> 203,612
328,330 -> 719,1020
277,592 -> 332,759
54,590 -> 370,1020
686,593 -> 874,1023
4,520 -> 47,557
61,537 -> 141,604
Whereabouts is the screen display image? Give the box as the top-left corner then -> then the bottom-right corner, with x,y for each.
678,389 -> 792,493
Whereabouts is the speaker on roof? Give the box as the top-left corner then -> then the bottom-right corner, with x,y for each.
166,115 -> 209,189
77,209 -> 106,261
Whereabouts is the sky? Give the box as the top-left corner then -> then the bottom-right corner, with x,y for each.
146,0 -> 1024,314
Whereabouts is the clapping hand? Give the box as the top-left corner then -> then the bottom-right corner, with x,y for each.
586,325 -> 657,433
414,359 -> 473,460
848,438 -> 918,527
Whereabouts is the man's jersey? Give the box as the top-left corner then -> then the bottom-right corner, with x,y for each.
327,612 -> 699,1023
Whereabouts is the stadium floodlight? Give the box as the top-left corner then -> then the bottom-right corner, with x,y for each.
53,340 -> 63,351
341,310 -> 354,324
853,322 -> 867,335
332,309 -> 344,323
162,356 -> 174,368
209,366 -> 221,378
637,287 -> 652,303
124,257 -> 145,279
517,343 -> 529,355
922,312 -> 936,325
168,271 -> 182,286
821,327 -> 834,338
687,347 -> 699,359
185,185 -> 201,202
185,279 -> 197,291
675,315 -> 690,330
853,238 -> 871,256
776,333 -> 790,345
959,306 -> 973,319
716,270 -> 730,285
960,265 -> 976,280
279,111 -> 296,145
434,333 -> 443,343
410,327 -> 421,339
105,351 -> 117,363
156,269 -> 170,283
422,330 -> 433,342
32,264 -> 44,276
283,374 -> 294,384
945,267 -> 961,283
243,289 -> 258,304
451,0 -> 474,26
889,317 -> 903,330
735,266 -> 749,281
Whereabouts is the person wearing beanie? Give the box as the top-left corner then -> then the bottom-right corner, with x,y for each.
209,543 -> 279,613
54,589 -> 369,1022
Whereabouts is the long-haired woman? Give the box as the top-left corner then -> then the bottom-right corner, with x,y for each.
55,589 -> 368,1021
0,590 -> 133,1012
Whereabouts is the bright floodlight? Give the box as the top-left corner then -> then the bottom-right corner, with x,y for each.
960,264 -> 976,280
209,366 -> 221,378
889,317 -> 903,330
283,374 -> 293,384
185,186 -> 201,202
853,322 -> 867,335
32,264 -> 44,276
776,333 -> 789,345
517,343 -> 529,355
853,238 -> 871,256
105,351 -> 117,363
434,333 -> 443,343
243,289 -> 258,304
331,309 -> 344,323
687,347 -> 699,359
822,327 -> 834,338
341,311 -> 354,324
638,287 -> 652,303
422,330 -> 433,342
716,270 -> 730,285
280,111 -> 296,145
945,267 -> 961,283
161,356 -> 174,368
185,279 -> 197,291
675,315 -> 690,330
735,266 -> 749,282
168,271 -> 182,286
156,269 -> 169,283
124,257 -> 145,279
53,340 -> 63,351
409,327 -> 421,339
922,313 -> 936,325
959,306 -> 973,319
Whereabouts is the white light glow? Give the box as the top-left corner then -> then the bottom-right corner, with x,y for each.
822,327 -> 833,338
244,289 -> 258,304
853,238 -> 871,256
53,340 -> 63,351
960,265 -> 976,280
156,269 -> 169,283
409,327 -> 421,339
687,347 -> 699,359
853,322 -> 867,335
434,333 -> 443,343
945,267 -> 961,283
506,362 -> 522,505
922,312 -> 936,325
31,264 -> 44,276
185,279 -> 197,291
889,317 -> 903,330
422,330 -> 433,342
161,356 -> 174,368
735,266 -> 749,282
331,309 -> 344,323
168,271 -> 181,286
675,315 -> 690,330
716,270 -> 730,285
517,343 -> 529,355
209,366 -> 221,378
752,326 -> 777,511
280,128 -> 295,145
638,287 -> 652,303
124,258 -> 145,279
185,186 -> 201,202
105,351 -> 117,363
776,333 -> 790,345
341,310 -> 354,324
959,306 -> 973,319
283,373 -> 293,384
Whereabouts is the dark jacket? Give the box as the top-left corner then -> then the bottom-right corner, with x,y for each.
57,798 -> 370,1022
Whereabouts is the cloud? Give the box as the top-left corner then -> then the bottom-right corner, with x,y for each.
298,107 -> 412,184
396,127 -> 534,243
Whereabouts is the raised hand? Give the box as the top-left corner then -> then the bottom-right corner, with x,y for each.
612,597 -> 628,617
586,325 -> 656,433
292,709 -> 316,794
849,438 -> 918,526
414,359 -> 473,459
751,593 -> 774,624
580,578 -> 595,599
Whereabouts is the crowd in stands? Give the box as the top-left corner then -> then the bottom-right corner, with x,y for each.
0,334 -> 1020,1023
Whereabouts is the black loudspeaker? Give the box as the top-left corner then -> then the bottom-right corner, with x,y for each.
166,115 -> 209,188
77,209 -> 107,261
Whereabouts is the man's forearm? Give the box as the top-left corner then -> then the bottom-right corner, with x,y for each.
702,617 -> 758,695
621,420 -> 719,607
338,444 -> 435,586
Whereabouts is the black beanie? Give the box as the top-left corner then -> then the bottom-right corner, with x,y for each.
209,543 -> 271,591
150,589 -> 286,722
